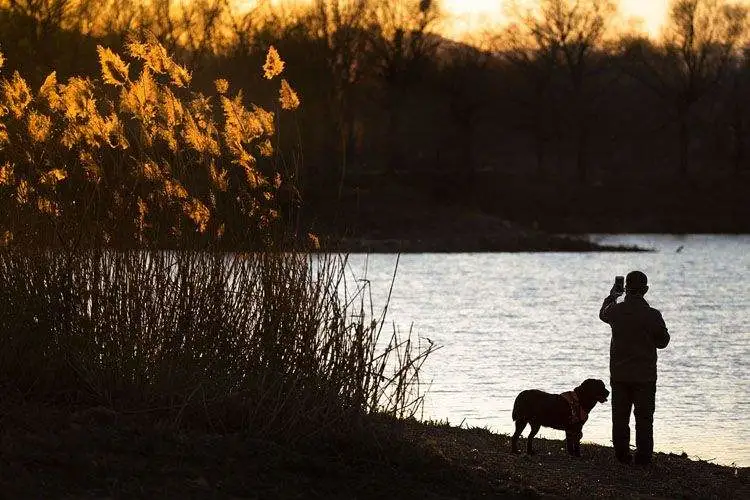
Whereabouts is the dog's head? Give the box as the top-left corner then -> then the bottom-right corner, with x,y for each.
575,379 -> 609,405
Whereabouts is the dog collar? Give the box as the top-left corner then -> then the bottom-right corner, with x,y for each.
561,391 -> 589,425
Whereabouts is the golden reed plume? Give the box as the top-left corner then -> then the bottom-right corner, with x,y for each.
263,46 -> 285,79
0,41 -> 300,247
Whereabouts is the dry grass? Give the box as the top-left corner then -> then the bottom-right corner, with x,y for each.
0,30 -> 435,447
0,33 -> 301,250
0,248 -> 435,440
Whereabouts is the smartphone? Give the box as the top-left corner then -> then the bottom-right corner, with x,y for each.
614,276 -> 624,294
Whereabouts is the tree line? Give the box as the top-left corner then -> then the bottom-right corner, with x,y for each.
1,0 -> 749,231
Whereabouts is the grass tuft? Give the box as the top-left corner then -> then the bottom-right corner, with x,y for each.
0,248 -> 435,442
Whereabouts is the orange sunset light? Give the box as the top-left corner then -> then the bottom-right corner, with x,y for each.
444,0 -> 670,39
239,1 -> 672,40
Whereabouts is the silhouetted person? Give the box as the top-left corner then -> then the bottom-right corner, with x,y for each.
599,271 -> 670,465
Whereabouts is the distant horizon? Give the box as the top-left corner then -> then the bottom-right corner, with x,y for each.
444,0 -> 669,40
236,1 -> 672,41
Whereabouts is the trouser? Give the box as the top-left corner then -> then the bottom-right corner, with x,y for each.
611,380 -> 656,459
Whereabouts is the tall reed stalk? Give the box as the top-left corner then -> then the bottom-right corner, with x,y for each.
0,248 -> 435,440
0,33 -> 435,441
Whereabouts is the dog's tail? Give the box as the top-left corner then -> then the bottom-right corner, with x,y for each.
511,396 -> 519,421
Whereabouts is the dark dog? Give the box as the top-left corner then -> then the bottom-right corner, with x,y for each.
511,378 -> 609,456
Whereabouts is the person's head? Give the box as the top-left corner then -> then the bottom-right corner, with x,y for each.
625,270 -> 649,296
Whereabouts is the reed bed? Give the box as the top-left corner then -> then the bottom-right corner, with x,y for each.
0,248 -> 435,440
0,33 -> 435,442
0,34 -> 301,249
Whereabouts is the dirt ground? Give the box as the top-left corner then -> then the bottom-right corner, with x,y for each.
1,404 -> 746,499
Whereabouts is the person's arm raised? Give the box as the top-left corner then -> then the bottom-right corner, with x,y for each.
599,294 -> 618,324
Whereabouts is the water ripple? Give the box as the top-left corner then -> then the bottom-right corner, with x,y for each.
352,235 -> 750,466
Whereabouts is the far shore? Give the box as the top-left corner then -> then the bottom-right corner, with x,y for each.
312,182 -> 654,254
323,234 -> 650,253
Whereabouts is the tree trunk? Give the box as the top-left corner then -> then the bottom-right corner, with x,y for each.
464,118 -> 475,186
337,123 -> 348,201
678,106 -> 690,177
386,105 -> 401,175
735,130 -> 746,176
532,106 -> 547,179
732,106 -> 745,176
385,84 -> 407,175
576,124 -> 588,183
336,88 -> 350,201
534,133 -> 546,179
572,85 -> 588,183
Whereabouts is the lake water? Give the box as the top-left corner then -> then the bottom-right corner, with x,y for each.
348,235 -> 749,467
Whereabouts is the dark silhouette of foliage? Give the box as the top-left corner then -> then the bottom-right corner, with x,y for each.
619,0 -> 748,176
0,0 -> 749,238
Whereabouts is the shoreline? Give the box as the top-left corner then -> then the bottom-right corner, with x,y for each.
325,242 -> 650,253
312,182 -> 657,254
2,404 -> 746,498
308,175 -> 750,254
322,234 -> 650,254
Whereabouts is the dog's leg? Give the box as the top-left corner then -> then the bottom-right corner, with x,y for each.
566,428 -> 583,457
575,429 -> 583,456
526,423 -> 540,455
511,420 -> 526,454
565,431 -> 576,456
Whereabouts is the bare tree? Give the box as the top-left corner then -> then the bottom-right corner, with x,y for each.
495,21 -> 562,178
620,0 -> 748,176
2,0 -> 235,60
728,48 -> 750,175
367,0 -> 441,84
503,0 -> 616,182
127,0 -> 233,59
175,0 -> 233,63
440,37 -> 493,182
366,0 -> 441,173
0,0 -> 105,77
224,0 -> 278,55
3,0 -> 141,36
71,0 -> 141,35
4,0 -> 70,25
304,0 -> 372,198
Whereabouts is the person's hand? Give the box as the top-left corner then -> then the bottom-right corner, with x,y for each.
609,284 -> 623,298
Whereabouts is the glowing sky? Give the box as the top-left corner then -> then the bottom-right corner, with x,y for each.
444,0 -> 670,39
237,1 -> 673,39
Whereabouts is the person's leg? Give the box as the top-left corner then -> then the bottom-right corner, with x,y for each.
611,380 -> 633,463
633,381 -> 657,464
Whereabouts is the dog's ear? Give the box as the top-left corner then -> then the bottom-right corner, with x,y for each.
576,379 -> 597,401
573,382 -> 586,399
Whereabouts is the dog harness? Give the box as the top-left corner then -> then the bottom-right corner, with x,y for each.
561,391 -> 588,425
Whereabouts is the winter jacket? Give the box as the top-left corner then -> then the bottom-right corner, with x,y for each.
599,294 -> 670,382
